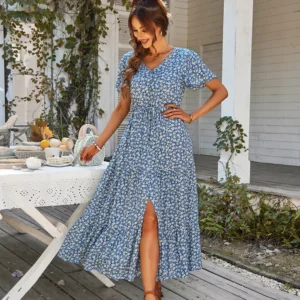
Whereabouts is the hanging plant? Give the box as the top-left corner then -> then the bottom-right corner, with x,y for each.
0,0 -> 131,138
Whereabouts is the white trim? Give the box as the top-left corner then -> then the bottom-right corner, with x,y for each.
113,9 -> 131,153
0,26 -> 5,124
96,11 -> 118,157
198,45 -> 204,154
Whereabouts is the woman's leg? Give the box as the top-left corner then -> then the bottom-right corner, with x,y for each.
140,199 -> 160,299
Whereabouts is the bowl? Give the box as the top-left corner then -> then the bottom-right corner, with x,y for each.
26,157 -> 42,170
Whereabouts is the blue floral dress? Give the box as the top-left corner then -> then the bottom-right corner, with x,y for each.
57,47 -> 217,281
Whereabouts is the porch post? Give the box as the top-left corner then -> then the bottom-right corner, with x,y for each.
0,26 -> 5,124
218,0 -> 253,183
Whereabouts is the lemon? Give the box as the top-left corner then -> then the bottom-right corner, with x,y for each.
40,139 -> 50,149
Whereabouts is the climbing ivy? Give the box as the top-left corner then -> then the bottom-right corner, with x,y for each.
0,0 -> 130,138
213,116 -> 248,177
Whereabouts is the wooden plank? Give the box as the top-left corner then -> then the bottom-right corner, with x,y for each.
201,261 -> 299,300
192,269 -> 273,300
161,278 -> 214,300
0,239 -> 72,300
52,206 -> 74,217
67,204 -> 79,211
0,243 -> 45,279
0,244 -> 73,300
0,219 -> 81,274
0,263 -> 45,300
38,207 -> 69,223
35,278 -> 74,300
3,209 -> 42,231
0,287 -> 7,298
178,275 -> 243,300
0,212 -> 52,245
0,227 -> 103,300
131,278 -> 186,300
67,270 -> 130,300
110,280 -> 144,300
34,264 -> 103,300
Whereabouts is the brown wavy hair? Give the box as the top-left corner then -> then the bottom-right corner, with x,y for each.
119,0 -> 170,100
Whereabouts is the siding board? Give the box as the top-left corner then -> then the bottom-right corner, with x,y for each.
187,0 -> 300,166
187,0 -> 223,155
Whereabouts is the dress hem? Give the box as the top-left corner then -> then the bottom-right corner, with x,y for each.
58,255 -> 202,282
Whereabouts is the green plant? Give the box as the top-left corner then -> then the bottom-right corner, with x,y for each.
214,116 -> 248,155
198,180 -> 300,247
198,116 -> 300,247
0,0 -> 131,138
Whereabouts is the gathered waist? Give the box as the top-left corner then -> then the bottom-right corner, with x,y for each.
130,107 -> 169,123
130,105 -> 180,117
128,106 -> 186,130
132,105 -> 165,113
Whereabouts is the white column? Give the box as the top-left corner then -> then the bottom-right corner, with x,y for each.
96,11 -> 117,157
0,26 -> 5,124
218,0 -> 253,183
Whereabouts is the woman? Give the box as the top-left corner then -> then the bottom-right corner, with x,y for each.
57,0 -> 228,299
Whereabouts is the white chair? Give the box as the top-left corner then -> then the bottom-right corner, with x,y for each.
0,115 -> 18,146
0,115 -> 18,130
10,124 -> 30,145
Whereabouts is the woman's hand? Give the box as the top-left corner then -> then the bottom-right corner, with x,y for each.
80,144 -> 99,162
162,104 -> 192,123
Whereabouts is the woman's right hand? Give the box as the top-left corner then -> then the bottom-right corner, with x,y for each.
80,144 -> 99,162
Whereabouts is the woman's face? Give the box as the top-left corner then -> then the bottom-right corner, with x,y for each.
131,16 -> 160,48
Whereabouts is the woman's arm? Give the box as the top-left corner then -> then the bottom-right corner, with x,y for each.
80,95 -> 131,162
95,95 -> 131,148
163,78 -> 228,122
190,78 -> 228,121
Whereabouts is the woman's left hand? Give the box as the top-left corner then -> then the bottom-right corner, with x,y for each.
162,104 -> 191,123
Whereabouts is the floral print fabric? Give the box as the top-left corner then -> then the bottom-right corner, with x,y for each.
57,47 -> 217,281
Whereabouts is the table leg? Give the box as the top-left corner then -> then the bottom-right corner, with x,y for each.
1,203 -> 115,300
0,212 -> 53,245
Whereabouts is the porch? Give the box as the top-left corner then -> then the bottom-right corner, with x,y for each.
0,205 -> 298,300
195,155 -> 300,200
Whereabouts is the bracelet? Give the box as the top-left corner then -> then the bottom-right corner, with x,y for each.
92,141 -> 102,152
187,113 -> 194,124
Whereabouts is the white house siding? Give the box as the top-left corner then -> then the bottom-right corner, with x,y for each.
187,0 -> 223,155
116,10 -> 132,144
200,43 -> 222,156
187,0 -> 300,167
250,0 -> 300,166
8,26 -> 43,124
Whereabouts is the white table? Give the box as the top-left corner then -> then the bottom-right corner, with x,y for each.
0,162 -> 115,300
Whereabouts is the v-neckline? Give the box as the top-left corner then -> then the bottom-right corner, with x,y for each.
142,47 -> 177,72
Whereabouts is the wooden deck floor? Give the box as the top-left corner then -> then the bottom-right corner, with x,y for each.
194,155 -> 300,199
0,205 -> 299,300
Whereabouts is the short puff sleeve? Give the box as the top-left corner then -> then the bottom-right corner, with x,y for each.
115,51 -> 132,93
183,50 -> 217,90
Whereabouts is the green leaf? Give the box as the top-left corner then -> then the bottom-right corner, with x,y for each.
66,24 -> 75,34
65,37 -> 77,49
